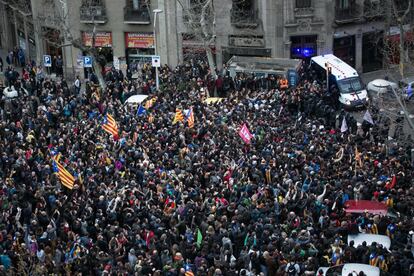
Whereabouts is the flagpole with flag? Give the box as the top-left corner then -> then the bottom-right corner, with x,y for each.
196,229 -> 202,248
363,110 -> 374,125
186,107 -> 195,128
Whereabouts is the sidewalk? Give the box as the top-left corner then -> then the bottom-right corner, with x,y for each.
0,48 -> 24,75
361,66 -> 414,84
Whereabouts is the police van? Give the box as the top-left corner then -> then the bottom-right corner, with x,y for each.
310,54 -> 368,109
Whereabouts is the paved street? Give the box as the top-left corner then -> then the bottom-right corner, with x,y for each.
350,68 -> 414,142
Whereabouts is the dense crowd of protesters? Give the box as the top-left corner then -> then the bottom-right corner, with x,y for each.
0,59 -> 414,275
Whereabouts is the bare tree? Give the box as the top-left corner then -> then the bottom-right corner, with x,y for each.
391,0 -> 413,78
36,0 -> 106,87
366,0 -> 414,78
177,0 -> 217,79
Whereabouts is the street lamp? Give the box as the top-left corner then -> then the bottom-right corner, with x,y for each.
153,8 -> 162,91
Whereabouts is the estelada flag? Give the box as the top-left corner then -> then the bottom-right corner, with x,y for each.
186,107 -> 195,128
52,157 -> 75,190
239,123 -> 253,144
102,114 -> 119,140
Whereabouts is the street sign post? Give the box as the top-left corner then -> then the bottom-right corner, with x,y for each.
152,55 -> 160,68
83,56 -> 93,68
152,55 -> 161,90
43,55 -> 52,67
113,56 -> 120,70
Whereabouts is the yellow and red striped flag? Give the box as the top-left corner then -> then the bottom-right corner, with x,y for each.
52,157 -> 75,190
187,107 -> 195,128
144,97 -> 156,109
102,114 -> 119,139
148,114 -> 154,123
172,109 -> 184,124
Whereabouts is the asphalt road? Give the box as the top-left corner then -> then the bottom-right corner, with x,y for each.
350,100 -> 414,143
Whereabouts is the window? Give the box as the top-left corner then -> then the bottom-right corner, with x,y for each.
337,77 -> 364,93
82,0 -> 104,5
296,0 -> 311,8
337,0 -> 352,9
126,0 -> 149,10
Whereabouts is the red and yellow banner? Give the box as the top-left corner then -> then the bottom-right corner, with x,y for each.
125,32 -> 154,49
82,31 -> 112,47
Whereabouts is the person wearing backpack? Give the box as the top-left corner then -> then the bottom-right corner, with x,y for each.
285,260 -> 300,276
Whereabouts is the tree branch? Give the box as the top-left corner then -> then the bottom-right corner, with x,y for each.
401,0 -> 412,21
200,0 -> 213,40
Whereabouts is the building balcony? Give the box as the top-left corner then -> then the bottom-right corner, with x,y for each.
124,6 -> 151,24
363,0 -> 386,20
294,7 -> 315,19
230,8 -> 260,28
80,5 -> 108,24
334,4 -> 362,24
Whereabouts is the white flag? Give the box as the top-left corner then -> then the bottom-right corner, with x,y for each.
278,106 -> 283,116
341,117 -> 348,133
363,110 -> 374,125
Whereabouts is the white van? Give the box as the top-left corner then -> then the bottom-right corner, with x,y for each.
317,263 -> 380,276
311,54 -> 368,108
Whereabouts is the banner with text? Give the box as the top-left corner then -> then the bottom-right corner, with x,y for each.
125,32 -> 154,49
82,31 -> 113,47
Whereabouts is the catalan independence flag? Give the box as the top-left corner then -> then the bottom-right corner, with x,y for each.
148,114 -> 155,123
172,109 -> 185,124
102,114 -> 119,140
52,157 -> 75,190
49,147 -> 62,162
144,97 -> 156,110
186,107 -> 195,128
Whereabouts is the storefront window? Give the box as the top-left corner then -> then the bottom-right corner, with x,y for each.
125,32 -> 155,72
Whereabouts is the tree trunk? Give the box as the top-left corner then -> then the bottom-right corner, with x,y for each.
93,59 -> 106,88
399,22 -> 405,78
205,46 -> 217,79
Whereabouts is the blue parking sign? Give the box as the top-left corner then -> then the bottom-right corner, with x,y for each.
287,69 -> 298,88
43,55 -> 52,67
83,56 -> 93,68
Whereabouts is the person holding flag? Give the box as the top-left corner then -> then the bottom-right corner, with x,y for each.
173,108 -> 185,124
102,113 -> 119,140
186,107 -> 195,128
51,155 -> 75,190
144,97 -> 157,110
136,104 -> 146,117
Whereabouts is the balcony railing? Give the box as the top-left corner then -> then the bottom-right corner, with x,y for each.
80,5 -> 108,24
124,6 -> 151,24
334,4 -> 362,24
230,8 -> 260,28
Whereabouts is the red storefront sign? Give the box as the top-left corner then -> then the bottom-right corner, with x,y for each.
82,31 -> 112,47
125,32 -> 154,48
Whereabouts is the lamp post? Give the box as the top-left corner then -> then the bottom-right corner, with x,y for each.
153,8 -> 162,91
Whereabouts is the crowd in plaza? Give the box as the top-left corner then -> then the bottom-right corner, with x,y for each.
0,58 -> 413,275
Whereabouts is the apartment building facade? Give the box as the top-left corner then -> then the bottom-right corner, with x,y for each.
0,0 -> 412,78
